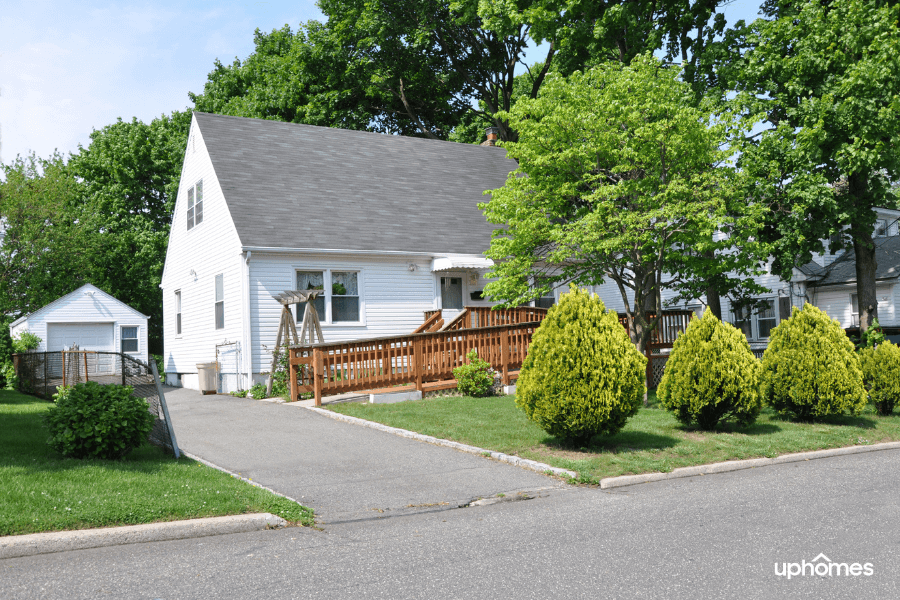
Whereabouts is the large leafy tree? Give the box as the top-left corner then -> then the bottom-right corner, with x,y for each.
480,55 -> 755,354
69,110 -> 192,353
190,0 -> 736,143
721,0 -> 900,329
0,153 -> 91,318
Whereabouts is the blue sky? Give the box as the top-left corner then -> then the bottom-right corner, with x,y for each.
1,0 -> 763,165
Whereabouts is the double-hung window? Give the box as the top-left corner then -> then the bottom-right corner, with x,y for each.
296,270 -> 362,324
733,304 -> 754,340
175,290 -> 182,335
186,180 -> 204,230
756,300 -> 778,339
214,274 -> 224,329
733,297 -> 786,340
121,327 -> 138,353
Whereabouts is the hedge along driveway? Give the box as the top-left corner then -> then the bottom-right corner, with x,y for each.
0,390 -> 313,536
328,394 -> 900,481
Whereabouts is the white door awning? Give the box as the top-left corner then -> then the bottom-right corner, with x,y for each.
431,257 -> 495,272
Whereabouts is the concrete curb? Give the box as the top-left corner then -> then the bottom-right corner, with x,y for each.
305,406 -> 578,479
0,513 -> 287,560
600,441 -> 900,489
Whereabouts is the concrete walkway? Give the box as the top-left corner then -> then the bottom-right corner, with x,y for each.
162,388 -> 561,524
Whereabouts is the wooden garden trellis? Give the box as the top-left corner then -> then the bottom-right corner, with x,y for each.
266,289 -> 324,396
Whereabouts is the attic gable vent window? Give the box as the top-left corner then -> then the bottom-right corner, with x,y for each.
186,180 -> 204,230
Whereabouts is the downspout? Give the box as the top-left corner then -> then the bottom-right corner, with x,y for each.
242,250 -> 252,389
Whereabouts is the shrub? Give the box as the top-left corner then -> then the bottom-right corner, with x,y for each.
657,308 -> 762,429
453,349 -> 495,397
44,382 -> 155,459
761,303 -> 866,420
230,389 -> 249,398
859,341 -> 900,415
516,287 -> 645,445
249,383 -> 268,399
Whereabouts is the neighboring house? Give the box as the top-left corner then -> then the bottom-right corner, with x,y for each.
594,207 -> 900,348
8,283 -> 149,364
161,112 -> 518,391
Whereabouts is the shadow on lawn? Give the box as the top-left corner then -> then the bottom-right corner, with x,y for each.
542,430 -> 680,454
768,413 -> 879,430
673,421 -> 782,436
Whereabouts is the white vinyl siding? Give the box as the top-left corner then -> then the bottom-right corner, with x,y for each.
160,115 -> 245,380
250,254 -> 436,373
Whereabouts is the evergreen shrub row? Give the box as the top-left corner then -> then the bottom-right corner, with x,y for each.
515,294 -> 898,443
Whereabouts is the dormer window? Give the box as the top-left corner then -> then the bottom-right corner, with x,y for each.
186,180 -> 204,230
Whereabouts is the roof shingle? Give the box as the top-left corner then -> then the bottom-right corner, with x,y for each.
194,112 -> 517,254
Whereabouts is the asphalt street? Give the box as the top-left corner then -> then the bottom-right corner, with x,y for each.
2,448 -> 898,599
161,389 -> 563,523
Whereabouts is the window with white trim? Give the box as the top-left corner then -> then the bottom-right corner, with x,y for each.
175,290 -> 182,335
875,219 -> 888,237
732,297 -> 787,340
186,179 -> 204,230
214,274 -> 224,330
296,269 -> 362,324
121,327 -> 138,353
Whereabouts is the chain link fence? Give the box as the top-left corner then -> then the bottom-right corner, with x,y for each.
12,350 -> 180,457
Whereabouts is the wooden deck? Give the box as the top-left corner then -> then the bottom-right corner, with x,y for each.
290,306 -> 696,404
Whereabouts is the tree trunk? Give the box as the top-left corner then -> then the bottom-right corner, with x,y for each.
849,173 -> 879,330
706,286 -> 722,320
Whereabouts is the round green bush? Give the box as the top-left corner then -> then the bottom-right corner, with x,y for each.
657,308 -> 762,429
859,341 -> 900,415
761,303 -> 866,420
453,349 -> 495,397
44,382 -> 155,459
516,287 -> 645,445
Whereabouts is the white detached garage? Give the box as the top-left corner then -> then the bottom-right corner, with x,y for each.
9,284 -> 149,365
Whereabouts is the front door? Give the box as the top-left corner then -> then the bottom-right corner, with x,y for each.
440,275 -> 464,320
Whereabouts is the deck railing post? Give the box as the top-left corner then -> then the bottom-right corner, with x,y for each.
414,337 -> 424,393
500,326 -> 510,386
289,348 -> 298,402
83,352 -> 89,383
313,349 -> 324,406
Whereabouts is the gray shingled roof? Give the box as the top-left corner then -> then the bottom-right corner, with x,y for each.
810,235 -> 900,287
194,112 -> 517,254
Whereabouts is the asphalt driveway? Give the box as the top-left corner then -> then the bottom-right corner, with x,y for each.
162,388 -> 561,524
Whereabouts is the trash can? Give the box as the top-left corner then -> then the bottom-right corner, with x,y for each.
196,362 -> 218,395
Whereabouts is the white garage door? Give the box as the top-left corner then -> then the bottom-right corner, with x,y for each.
47,323 -> 115,352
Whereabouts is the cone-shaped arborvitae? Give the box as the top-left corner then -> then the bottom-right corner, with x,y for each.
516,287 -> 645,445
657,308 -> 762,429
761,303 -> 866,420
859,341 -> 900,416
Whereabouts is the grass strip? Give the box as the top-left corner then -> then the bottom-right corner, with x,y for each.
0,390 -> 314,536
329,393 -> 900,482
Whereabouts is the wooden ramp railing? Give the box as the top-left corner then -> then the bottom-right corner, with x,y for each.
290,321 -> 541,405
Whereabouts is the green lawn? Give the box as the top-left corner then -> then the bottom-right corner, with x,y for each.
329,392 -> 900,482
0,390 -> 314,536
